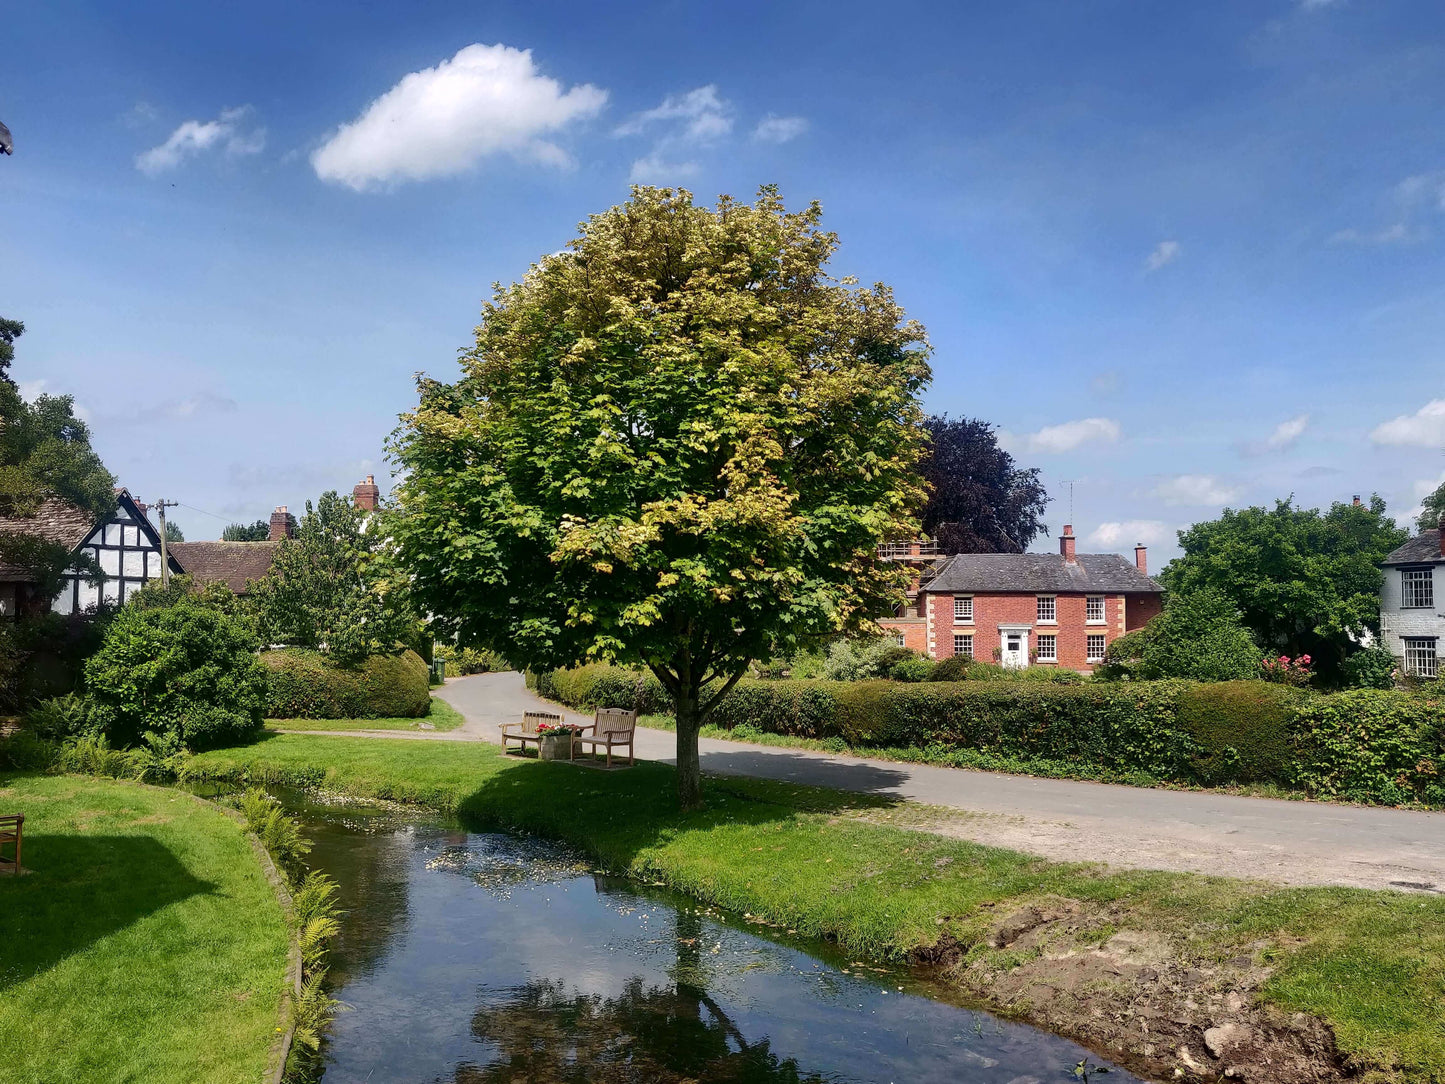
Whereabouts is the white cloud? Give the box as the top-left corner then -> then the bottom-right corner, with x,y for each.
17,379 -> 46,400
1241,413 -> 1309,455
1371,399 -> 1445,447
136,106 -> 265,174
311,44 -> 606,190
1153,474 -> 1241,506
1329,223 -> 1418,245
628,154 -> 701,184
1299,0 -> 1344,9
1145,240 -> 1180,272
752,114 -> 808,144
614,85 -> 731,141
1011,417 -> 1121,454
1088,520 -> 1173,548
1330,172 -> 1445,245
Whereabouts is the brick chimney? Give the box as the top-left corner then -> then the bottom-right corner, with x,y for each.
269,506 -> 291,542
1352,495 -> 1362,506
1439,514 -> 1445,559
1135,543 -> 1148,575
353,474 -> 380,512
1060,524 -> 1077,563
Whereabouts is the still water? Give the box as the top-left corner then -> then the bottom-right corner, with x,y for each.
286,793 -> 1142,1084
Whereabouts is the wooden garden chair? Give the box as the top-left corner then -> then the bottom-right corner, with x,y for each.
499,711 -> 563,756
0,814 -> 22,876
575,707 -> 638,767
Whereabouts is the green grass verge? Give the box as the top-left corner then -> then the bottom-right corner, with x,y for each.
266,694 -> 465,733
188,733 -> 1445,1083
0,774 -> 291,1084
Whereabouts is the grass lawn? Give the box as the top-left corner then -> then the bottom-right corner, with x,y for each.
0,774 -> 291,1084
266,694 -> 465,733
190,733 -> 1445,1083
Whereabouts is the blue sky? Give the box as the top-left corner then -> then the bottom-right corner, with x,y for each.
3,0 -> 1444,560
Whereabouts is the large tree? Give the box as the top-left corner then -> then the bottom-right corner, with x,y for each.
222,519 -> 272,541
920,415 -> 1047,552
1160,496 -> 1408,678
391,186 -> 931,808
1416,481 -> 1445,534
0,317 -> 115,595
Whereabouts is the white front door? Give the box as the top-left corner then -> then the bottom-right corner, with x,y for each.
1001,630 -> 1028,669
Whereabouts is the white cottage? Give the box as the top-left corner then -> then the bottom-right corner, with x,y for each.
1379,518 -> 1445,678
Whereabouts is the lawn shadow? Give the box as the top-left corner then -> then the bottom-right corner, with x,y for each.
0,834 -> 217,989
454,749 -> 907,872
696,749 -> 912,802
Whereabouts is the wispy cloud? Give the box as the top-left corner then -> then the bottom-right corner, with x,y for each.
1299,0 -> 1345,9
311,44 -> 606,190
1087,520 -> 1173,547
1331,171 -> 1445,245
1145,240 -> 1180,272
628,154 -> 702,184
1371,399 -> 1445,447
1008,417 -> 1121,454
1240,413 -> 1309,456
751,114 -> 808,144
136,106 -> 265,175
614,85 -> 731,140
1153,474 -> 1240,506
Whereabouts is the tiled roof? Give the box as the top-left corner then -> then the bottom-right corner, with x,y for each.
922,552 -> 1163,594
169,541 -> 280,594
1383,529 -> 1445,566
0,498 -> 98,581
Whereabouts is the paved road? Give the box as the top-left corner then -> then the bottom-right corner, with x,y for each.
303,671 -> 1445,893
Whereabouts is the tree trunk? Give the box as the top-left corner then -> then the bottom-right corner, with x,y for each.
675,688 -> 703,811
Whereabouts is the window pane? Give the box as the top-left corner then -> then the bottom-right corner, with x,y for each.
953,634 -> 973,658
1086,595 -> 1104,622
1404,638 -> 1438,678
1087,633 -> 1106,661
1037,634 -> 1056,661
1037,596 -> 1055,622
954,596 -> 972,621
1403,570 -> 1435,609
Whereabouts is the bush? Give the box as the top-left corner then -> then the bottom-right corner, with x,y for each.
84,598 -> 266,750
1176,680 -> 1308,784
822,638 -> 917,681
23,692 -> 99,741
0,610 -> 112,712
927,654 -> 975,682
1290,689 -> 1445,805
534,664 -> 672,714
1341,647 -> 1398,690
957,662 -> 1085,685
889,656 -> 937,682
433,643 -> 507,676
1100,590 -> 1261,682
263,649 -> 431,718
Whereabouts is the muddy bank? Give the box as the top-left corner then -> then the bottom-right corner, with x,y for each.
914,897 -> 1350,1083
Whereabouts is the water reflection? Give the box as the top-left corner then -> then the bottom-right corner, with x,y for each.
288,799 -> 1141,1084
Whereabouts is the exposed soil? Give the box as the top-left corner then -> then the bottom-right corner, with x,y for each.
912,898 -> 1353,1084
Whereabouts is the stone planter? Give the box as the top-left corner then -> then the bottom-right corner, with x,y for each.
538,733 -> 574,761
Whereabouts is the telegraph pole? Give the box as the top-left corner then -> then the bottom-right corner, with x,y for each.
153,499 -> 179,587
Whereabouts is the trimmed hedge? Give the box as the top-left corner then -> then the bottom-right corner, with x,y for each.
1290,689 -> 1445,806
1177,681 -> 1307,784
533,664 -> 672,715
263,649 -> 431,719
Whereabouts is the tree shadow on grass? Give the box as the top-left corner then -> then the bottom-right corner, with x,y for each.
453,752 -> 907,874
0,834 -> 216,990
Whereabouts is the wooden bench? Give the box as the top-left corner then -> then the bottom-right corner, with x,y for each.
499,711 -> 564,756
0,814 -> 22,876
575,707 -> 638,768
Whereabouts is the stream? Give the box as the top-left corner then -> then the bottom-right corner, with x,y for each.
283,791 -> 1142,1083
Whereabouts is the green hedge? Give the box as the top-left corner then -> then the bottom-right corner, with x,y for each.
1289,689 -> 1445,805
1177,681 -> 1308,784
533,664 -> 672,714
263,649 -> 431,719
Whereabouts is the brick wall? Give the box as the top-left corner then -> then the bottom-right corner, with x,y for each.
921,591 -> 1158,672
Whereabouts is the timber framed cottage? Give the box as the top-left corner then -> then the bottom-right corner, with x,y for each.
879,525 -> 1163,672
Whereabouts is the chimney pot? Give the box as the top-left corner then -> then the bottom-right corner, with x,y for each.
1352,495 -> 1362,506
353,474 -> 381,512
1060,524 -> 1077,562
1134,543 -> 1148,575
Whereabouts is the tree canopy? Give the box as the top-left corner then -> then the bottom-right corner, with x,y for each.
920,415 -> 1047,553
222,519 -> 272,542
1417,481 -> 1445,534
1159,496 -> 1407,677
1099,588 -> 1261,682
0,317 -> 115,594
248,491 -> 413,665
390,186 -> 931,807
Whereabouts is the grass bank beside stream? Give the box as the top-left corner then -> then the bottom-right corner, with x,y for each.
0,774 -> 291,1084
189,733 -> 1445,1084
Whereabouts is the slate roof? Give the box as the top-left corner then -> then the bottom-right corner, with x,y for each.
169,541 -> 280,595
1383,529 -> 1445,566
922,552 -> 1163,594
0,497 -> 98,581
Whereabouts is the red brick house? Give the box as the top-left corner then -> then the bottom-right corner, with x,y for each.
879,526 -> 1163,672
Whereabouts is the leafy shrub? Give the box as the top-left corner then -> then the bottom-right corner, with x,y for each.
1290,689 -> 1445,805
1176,680 -> 1308,784
927,654 -> 975,682
1259,654 -> 1315,687
23,692 -> 99,741
84,598 -> 266,750
263,649 -> 431,718
433,642 -> 507,675
1099,590 -> 1261,682
957,662 -> 1085,685
0,731 -> 58,771
890,656 -> 937,682
709,680 -> 844,736
0,610 -> 112,712
1341,647 -> 1398,690
534,664 -> 673,714
823,638 -> 917,681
